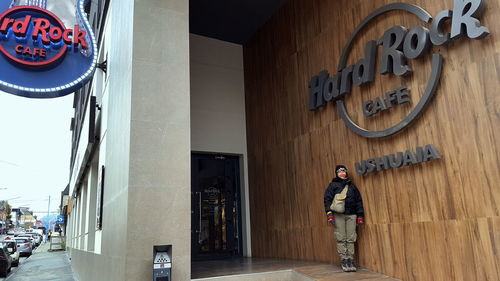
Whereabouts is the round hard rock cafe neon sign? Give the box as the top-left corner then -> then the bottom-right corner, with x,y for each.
0,0 -> 97,98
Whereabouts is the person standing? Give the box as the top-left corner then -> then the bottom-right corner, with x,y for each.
323,165 -> 364,272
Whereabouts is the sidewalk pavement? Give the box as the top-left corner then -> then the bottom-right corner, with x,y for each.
7,242 -> 77,281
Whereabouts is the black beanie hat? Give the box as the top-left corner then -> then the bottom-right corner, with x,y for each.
335,165 -> 348,173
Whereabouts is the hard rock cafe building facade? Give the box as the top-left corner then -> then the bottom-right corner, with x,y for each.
2,0 -> 497,280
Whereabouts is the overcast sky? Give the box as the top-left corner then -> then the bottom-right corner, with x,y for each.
0,92 -> 73,218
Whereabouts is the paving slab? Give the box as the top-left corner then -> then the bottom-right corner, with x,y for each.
7,243 -> 76,281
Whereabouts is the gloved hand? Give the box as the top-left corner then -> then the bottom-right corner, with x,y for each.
327,211 -> 335,225
356,217 -> 364,225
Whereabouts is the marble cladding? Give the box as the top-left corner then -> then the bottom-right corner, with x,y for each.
189,34 -> 251,256
102,0 -> 133,261
190,34 -> 243,70
126,0 -> 190,280
190,35 -> 246,153
71,0 -> 136,280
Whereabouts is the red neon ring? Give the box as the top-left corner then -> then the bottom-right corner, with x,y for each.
0,6 -> 68,68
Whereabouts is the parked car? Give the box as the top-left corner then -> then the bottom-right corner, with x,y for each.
0,246 -> 12,277
4,235 -> 15,241
30,233 -> 42,246
13,238 -> 32,257
1,240 -> 19,267
17,234 -> 38,248
33,229 -> 44,237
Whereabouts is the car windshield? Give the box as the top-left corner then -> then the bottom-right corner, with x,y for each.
15,239 -> 28,244
2,242 -> 15,248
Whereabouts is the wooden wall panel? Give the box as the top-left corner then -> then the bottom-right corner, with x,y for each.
243,0 -> 500,280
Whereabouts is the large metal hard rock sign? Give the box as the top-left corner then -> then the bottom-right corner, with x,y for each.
0,0 -> 97,98
308,0 -> 489,138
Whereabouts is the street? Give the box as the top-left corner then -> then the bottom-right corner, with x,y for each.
3,241 -> 75,281
0,255 -> 28,281
0,235 -> 44,281
0,232 -> 76,281
0,234 -> 31,281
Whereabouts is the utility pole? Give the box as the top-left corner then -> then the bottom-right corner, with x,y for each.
47,196 -> 50,230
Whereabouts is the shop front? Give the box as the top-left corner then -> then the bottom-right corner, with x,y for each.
59,0 -> 499,280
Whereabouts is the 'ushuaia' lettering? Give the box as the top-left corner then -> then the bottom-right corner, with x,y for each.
355,144 -> 441,175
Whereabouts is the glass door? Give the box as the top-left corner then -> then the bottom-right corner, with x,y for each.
191,153 -> 242,260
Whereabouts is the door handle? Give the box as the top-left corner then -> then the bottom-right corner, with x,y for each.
198,192 -> 202,231
197,192 -> 203,243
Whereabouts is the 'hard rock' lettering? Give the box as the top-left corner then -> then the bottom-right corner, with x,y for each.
309,0 -> 489,111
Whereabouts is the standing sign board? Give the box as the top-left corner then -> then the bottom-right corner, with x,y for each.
49,235 -> 64,251
0,0 -> 97,98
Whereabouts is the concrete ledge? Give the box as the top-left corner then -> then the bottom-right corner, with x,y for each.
192,269 -> 314,281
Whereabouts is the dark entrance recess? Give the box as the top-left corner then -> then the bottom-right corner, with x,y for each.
191,153 -> 243,261
189,0 -> 285,44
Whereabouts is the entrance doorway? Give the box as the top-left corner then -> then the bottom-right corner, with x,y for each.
191,153 -> 243,260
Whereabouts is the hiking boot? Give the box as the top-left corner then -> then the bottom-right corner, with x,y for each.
346,258 -> 357,272
341,259 -> 349,272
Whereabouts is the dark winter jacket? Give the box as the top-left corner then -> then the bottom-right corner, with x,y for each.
324,177 -> 364,217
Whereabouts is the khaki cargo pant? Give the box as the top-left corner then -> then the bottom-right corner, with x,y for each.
333,213 -> 357,259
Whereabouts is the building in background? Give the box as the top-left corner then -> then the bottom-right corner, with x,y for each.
12,207 -> 36,229
0,201 -> 11,232
9,211 -> 17,228
58,185 -> 70,235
